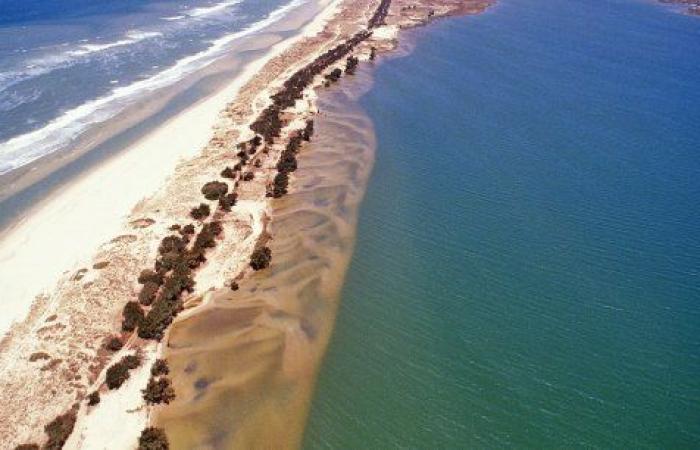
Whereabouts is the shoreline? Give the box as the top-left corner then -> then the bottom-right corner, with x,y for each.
0,0 -> 332,340
0,0 -> 494,448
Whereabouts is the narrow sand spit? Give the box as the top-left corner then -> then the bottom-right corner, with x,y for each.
0,0 -> 493,448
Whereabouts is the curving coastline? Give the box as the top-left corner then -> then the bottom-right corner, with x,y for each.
1,0 -> 493,448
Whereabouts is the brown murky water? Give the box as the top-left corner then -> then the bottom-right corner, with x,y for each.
154,70 -> 375,450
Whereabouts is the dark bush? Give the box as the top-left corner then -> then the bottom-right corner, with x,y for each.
139,264 -> 193,341
138,269 -> 162,286
15,445 -> 39,450
325,68 -> 342,83
169,224 -> 181,231
218,192 -> 238,212
151,359 -> 170,377
230,281 -> 239,291
193,221 -> 223,251
142,376 -> 176,405
105,336 -> 123,352
190,203 -> 210,220
368,0 -> 391,28
138,281 -> 160,306
243,171 -> 254,181
268,172 -> 289,198
180,224 -> 196,235
158,235 -> 187,256
106,354 -> 140,389
123,354 -> 141,370
87,391 -> 100,406
122,301 -> 144,332
345,56 -> 359,74
369,46 -> 377,61
106,361 -> 128,389
277,152 -> 297,173
302,120 -> 314,141
201,181 -> 229,200
138,427 -> 169,450
221,167 -> 236,178
44,410 -> 77,450
250,246 -> 272,271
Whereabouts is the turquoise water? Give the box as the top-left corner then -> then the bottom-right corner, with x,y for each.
304,0 -> 700,448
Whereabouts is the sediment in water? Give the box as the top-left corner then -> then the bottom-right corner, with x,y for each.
155,71 -> 376,449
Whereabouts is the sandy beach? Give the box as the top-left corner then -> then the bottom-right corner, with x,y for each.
0,0 -> 493,447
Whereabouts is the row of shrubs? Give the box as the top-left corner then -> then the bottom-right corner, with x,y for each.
251,29 -> 372,142
368,0 -> 392,29
267,122 -> 313,198
18,3 -> 395,449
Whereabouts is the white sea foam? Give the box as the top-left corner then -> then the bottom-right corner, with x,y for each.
0,31 -> 163,94
67,31 -> 162,57
188,0 -> 244,17
162,15 -> 186,21
0,0 -> 308,175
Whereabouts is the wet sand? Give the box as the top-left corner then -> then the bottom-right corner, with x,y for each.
154,72 -> 376,450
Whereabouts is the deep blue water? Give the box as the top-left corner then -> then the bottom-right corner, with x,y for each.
304,0 -> 700,447
0,0 -> 301,174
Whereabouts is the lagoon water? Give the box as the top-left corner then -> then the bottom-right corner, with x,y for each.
304,0 -> 700,448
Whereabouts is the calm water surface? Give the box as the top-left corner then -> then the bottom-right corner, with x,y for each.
304,0 -> 700,447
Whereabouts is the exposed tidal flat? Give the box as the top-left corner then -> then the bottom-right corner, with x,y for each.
304,0 -> 700,448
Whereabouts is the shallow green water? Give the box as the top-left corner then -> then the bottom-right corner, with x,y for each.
303,0 -> 700,447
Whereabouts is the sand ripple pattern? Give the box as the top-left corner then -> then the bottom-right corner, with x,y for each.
155,72 -> 376,450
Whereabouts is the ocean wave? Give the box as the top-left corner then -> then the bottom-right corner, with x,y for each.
187,0 -> 245,18
67,31 -> 163,57
0,31 -> 163,95
0,0 -> 308,175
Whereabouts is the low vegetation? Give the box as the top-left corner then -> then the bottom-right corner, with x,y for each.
190,203 -> 210,220
87,391 -> 100,406
201,181 -> 229,200
142,376 -> 176,405
138,281 -> 160,306
105,336 -> 123,352
151,359 -> 169,377
138,427 -> 169,450
44,409 -> 77,450
250,246 -> 272,271
121,301 -> 144,332
105,354 -> 141,389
